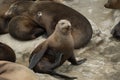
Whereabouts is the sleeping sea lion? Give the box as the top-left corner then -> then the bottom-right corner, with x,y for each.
0,61 -> 38,80
28,1 -> 93,49
8,15 -> 45,40
29,20 -> 87,79
0,0 -> 35,34
0,42 -> 16,62
104,0 -> 120,9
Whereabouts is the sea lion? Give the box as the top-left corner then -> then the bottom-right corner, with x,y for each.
104,0 -> 120,9
5,1 -> 45,40
111,21 -> 120,39
0,61 -> 38,80
29,20 -> 87,79
5,1 -> 93,49
29,1 -> 93,49
0,0 -> 35,34
0,42 -> 16,62
8,15 -> 45,40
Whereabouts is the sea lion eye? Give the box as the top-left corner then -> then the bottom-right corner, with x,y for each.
61,22 -> 65,25
37,11 -> 42,17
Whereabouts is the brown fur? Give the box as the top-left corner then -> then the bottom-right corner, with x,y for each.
0,61 -> 38,80
0,42 -> 16,62
6,1 -> 93,49
29,20 -> 87,79
8,15 -> 45,40
5,1 -> 45,40
5,1 -> 35,18
0,0 -> 35,34
29,1 -> 93,49
104,0 -> 120,9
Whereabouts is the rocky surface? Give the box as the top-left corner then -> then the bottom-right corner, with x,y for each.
0,0 -> 120,80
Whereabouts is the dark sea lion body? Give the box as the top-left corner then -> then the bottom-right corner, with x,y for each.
0,61 -> 38,80
29,20 -> 87,79
0,42 -> 16,62
8,15 -> 45,40
0,0 -> 35,34
104,0 -> 120,9
29,1 -> 93,49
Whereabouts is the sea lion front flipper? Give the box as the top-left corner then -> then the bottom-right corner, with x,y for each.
68,54 -> 87,65
50,52 -> 63,69
29,44 -> 48,69
32,28 -> 46,38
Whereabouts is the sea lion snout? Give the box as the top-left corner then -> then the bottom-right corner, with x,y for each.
58,19 -> 71,29
56,20 -> 72,34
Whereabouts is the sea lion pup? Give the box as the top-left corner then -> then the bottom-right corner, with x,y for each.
111,21 -> 120,39
104,0 -> 120,9
0,42 -> 16,62
0,61 -> 39,80
8,15 -> 45,40
0,0 -> 35,34
29,20 -> 87,79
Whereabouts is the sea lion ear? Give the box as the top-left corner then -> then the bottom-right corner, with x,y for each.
37,11 -> 42,17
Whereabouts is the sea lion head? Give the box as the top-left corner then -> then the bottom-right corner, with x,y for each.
5,1 -> 33,18
111,22 -> 120,40
55,19 -> 72,35
104,0 -> 120,9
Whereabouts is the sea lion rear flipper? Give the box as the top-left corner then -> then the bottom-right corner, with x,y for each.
49,70 -> 77,80
68,54 -> 87,65
29,44 -> 48,69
